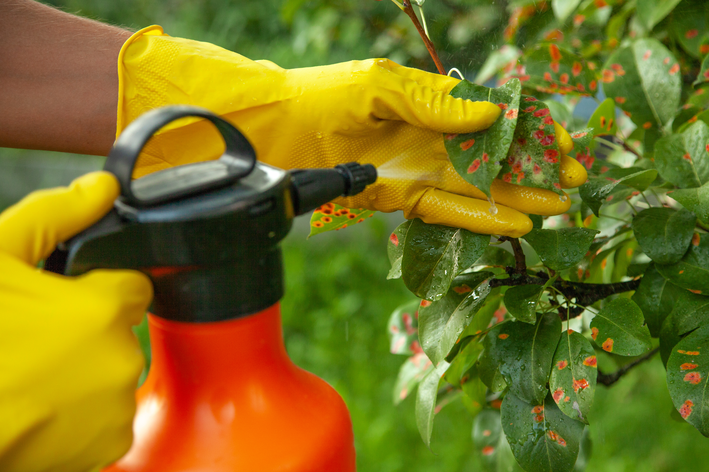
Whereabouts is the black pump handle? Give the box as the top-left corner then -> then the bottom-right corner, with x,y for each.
105,105 -> 257,207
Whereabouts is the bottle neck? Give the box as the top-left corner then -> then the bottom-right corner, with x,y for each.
145,302 -> 290,391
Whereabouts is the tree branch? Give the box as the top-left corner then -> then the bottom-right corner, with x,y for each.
401,0 -> 446,75
597,347 -> 659,386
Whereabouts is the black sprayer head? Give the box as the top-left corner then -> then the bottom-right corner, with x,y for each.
45,105 -> 377,323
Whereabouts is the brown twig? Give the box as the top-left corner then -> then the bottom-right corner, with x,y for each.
401,0 -> 446,75
597,347 -> 660,386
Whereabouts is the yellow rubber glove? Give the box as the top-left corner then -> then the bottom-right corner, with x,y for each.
117,26 -> 587,238
0,172 -> 153,472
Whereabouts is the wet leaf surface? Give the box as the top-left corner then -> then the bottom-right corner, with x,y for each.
670,182 -> 709,225
590,298 -> 653,356
671,289 -> 709,336
656,233 -> 709,294
579,168 -> 658,216
632,207 -> 696,265
631,263 -> 685,337
309,203 -> 375,236
415,361 -> 450,447
655,121 -> 709,189
504,284 -> 544,324
549,331 -> 597,424
387,220 -> 412,279
501,392 -> 584,472
523,228 -> 599,271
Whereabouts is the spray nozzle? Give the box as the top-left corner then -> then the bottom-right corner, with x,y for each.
289,163 -> 377,216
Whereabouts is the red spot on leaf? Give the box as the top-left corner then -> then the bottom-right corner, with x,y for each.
573,378 -> 590,392
591,327 -> 599,340
445,133 -> 458,140
541,135 -> 556,146
483,430 -> 491,437
525,105 -> 537,113
683,153 -> 692,161
574,14 -> 585,26
549,44 -> 562,61
686,29 -> 699,39
467,159 -> 481,174
389,233 -> 399,246
453,284 -> 472,294
544,149 -> 560,163
544,116 -> 554,125
556,360 -> 569,370
503,173 -> 512,183
680,400 -> 694,419
572,62 -> 582,77
560,73 -> 569,84
643,122 -> 653,129
524,97 -> 538,102
583,356 -> 597,367
505,108 -> 519,119
498,333 -> 509,339
550,61 -> 560,73
420,300 -> 432,307
590,80 -> 597,91
669,64 -> 680,75
461,139 -> 476,151
498,103 -> 508,110
681,363 -> 699,370
534,130 -> 546,140
615,96 -> 626,104
482,446 -> 495,456
602,69 -> 615,83
553,388 -> 565,402
692,233 -> 701,246
534,163 -> 542,175
602,338 -> 614,352
643,50 -> 652,60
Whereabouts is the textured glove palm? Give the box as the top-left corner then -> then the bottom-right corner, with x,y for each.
118,26 -> 587,237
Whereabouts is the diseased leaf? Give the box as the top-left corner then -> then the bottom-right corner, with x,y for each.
637,0 -> 682,30
656,233 -> 709,295
393,352 -> 433,405
473,409 -> 524,472
519,43 -> 597,96
415,361 -> 450,447
499,96 -> 564,195
484,312 -> 561,403
387,220 -> 412,279
655,121 -> 709,188
670,182 -> 709,225
552,0 -> 583,23
569,128 -> 596,171
387,299 -> 422,355
501,393 -> 585,472
446,79 -> 522,196
695,54 -> 709,88
632,207 -> 697,265
445,340 -> 484,387
475,45 -> 522,85
504,284 -> 544,324
549,331 -> 597,424
671,0 -> 709,59
401,219 -> 490,301
666,324 -> 709,437
460,367 -> 488,416
590,298 -> 653,356
523,228 -> 599,271
587,98 -> 618,136
309,203 -> 375,236
631,264 -> 685,337
601,38 -> 681,130
671,289 -> 709,335
419,272 -> 492,365
579,168 -> 658,216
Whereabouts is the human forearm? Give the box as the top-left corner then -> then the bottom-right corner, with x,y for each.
0,0 -> 130,155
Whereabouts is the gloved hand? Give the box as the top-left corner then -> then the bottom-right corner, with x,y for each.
0,173 -> 153,472
117,26 -> 587,238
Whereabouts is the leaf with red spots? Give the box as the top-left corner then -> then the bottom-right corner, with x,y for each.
579,167 -> 658,216
670,182 -> 709,226
587,98 -> 618,136
632,263 -> 686,337
387,299 -> 422,356
473,409 -> 523,472
387,220 -> 412,279
632,207 -> 697,265
392,352 -> 433,405
549,331 -> 597,424
695,54 -> 709,88
517,43 -> 597,96
415,360 -> 450,447
522,227 -> 599,271
419,272 -> 493,365
590,298 -> 653,356
601,39 -> 681,131
501,392 -> 585,472
498,97 -> 564,195
551,0 -> 584,23
655,121 -> 709,189
445,79 -> 522,197
482,312 -> 561,403
503,284 -> 544,324
671,288 -> 709,336
308,203 -> 375,237
657,234 -> 709,295
444,338 -> 484,388
667,323 -> 709,436
671,0 -> 709,59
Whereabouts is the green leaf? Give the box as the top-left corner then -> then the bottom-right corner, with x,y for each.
393,352 -> 433,405
473,409 -> 524,472
601,38 -> 681,130
631,264 -> 686,337
519,44 -> 597,96
671,0 -> 709,59
586,98 -> 618,136
446,79 -> 522,197
590,298 -> 653,356
671,289 -> 709,335
655,121 -> 709,189
632,207 -> 697,265
670,182 -> 709,225
656,233 -> 709,294
637,0 -> 683,30
501,392 -> 585,472
672,106 -> 703,133
387,299 -> 421,355
309,203 -> 375,236
473,246 -> 516,268
552,0 -> 583,23
484,313 -> 562,403
569,129 -> 596,171
660,314 -> 682,367
499,96 -> 564,195
387,220 -> 412,279
445,339 -> 484,387
523,228 -> 599,271
695,54 -> 709,88
461,290 -> 504,339
504,284 -> 544,324
475,45 -> 522,85
549,331 -> 597,424
579,168 -> 658,216
461,368 -> 488,415
415,361 -> 449,447
419,272 -> 492,364
401,219 -> 490,301
666,324 -> 709,437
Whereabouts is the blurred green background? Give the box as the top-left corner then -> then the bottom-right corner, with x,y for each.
1,0 -> 707,470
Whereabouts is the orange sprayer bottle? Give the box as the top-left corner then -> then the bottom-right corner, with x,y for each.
46,105 -> 377,471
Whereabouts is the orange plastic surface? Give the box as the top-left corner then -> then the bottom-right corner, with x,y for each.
105,303 -> 355,471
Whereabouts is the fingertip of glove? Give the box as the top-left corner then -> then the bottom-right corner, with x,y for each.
72,172 -> 121,203
559,155 -> 588,189
554,121 -> 573,155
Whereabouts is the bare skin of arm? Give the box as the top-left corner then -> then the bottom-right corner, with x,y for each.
0,0 -> 130,156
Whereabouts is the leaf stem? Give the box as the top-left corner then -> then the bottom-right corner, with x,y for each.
401,0 -> 446,75
597,347 -> 660,386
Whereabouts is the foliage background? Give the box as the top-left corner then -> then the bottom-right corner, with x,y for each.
0,0 -> 706,470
